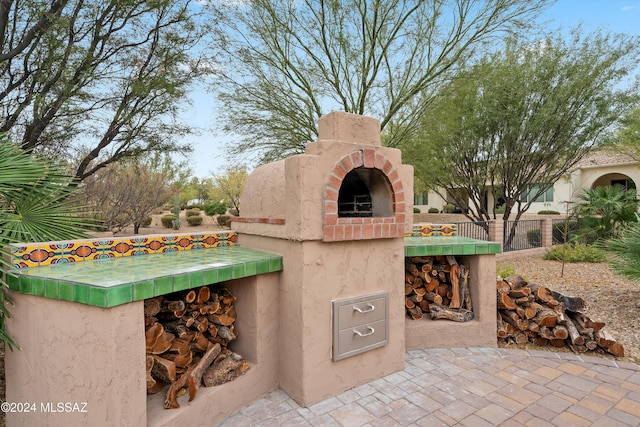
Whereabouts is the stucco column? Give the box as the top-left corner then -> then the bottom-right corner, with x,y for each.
541,218 -> 554,247
488,219 -> 504,251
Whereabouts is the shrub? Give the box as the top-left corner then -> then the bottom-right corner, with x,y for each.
141,216 -> 152,227
186,215 -> 203,226
496,263 -> 515,279
574,186 -> 640,242
428,207 -> 439,213
161,214 -> 178,228
185,208 -> 201,218
543,243 -> 605,263
527,229 -> 541,246
204,200 -> 227,216
187,204 -> 203,210
538,210 -> 560,215
217,215 -> 231,228
443,204 -> 455,213
228,208 -> 239,216
413,207 -> 421,213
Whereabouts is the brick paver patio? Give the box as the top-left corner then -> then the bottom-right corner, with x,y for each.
219,348 -> 640,426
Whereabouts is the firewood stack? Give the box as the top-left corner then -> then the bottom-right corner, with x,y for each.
405,255 -> 473,322
144,285 -> 250,409
497,275 -> 624,357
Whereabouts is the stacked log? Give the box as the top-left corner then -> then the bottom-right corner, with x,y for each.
144,285 -> 250,409
405,255 -> 473,322
497,275 -> 624,357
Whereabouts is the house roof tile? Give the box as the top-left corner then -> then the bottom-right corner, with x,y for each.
573,147 -> 637,170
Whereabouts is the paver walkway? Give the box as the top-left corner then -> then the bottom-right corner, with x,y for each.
219,347 -> 640,426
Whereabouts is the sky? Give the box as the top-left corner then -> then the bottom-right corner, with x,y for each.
181,0 -> 640,178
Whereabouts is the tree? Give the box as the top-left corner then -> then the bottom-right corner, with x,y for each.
80,160 -> 174,234
1,0 -> 211,181
206,0 -> 550,163
613,107 -> 640,161
403,30 -> 640,235
212,166 -> 248,214
0,133 -> 93,349
180,177 -> 214,206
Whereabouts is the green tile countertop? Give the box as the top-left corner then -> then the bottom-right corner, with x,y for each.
404,236 -> 501,257
7,246 -> 283,308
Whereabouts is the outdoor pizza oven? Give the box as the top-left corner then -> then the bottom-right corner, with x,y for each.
234,112 -> 410,243
232,111 -> 413,406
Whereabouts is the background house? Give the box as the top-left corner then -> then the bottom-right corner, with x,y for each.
414,147 -> 639,215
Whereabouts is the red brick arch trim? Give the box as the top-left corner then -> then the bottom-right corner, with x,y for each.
322,149 -> 406,242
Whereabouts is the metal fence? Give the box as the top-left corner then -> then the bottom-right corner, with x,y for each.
423,217 -> 577,252
551,218 -> 579,245
552,218 -> 568,245
503,219 -> 542,252
455,221 -> 490,241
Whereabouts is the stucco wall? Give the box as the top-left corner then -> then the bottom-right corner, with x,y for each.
580,163 -> 640,192
238,234 -> 406,407
5,294 -> 146,427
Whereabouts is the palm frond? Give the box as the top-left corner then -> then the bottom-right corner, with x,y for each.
0,133 -> 94,350
602,223 -> 640,283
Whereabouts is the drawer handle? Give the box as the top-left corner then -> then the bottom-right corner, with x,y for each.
353,326 -> 375,337
353,303 -> 375,314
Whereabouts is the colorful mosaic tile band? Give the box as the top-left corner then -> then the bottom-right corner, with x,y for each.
9,231 -> 239,269
405,224 -> 458,237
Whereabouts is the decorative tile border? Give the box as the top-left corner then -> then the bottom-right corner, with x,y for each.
7,228 -> 498,308
405,224 -> 458,237
10,231 -> 239,269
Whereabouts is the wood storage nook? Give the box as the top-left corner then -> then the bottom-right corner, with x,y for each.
403,245 -> 500,350
145,273 -> 282,427
404,255 -> 474,322
144,285 -> 250,408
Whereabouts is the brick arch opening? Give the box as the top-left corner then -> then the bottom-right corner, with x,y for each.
322,149 -> 406,242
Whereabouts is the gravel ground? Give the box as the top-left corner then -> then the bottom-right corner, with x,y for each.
498,255 -> 640,365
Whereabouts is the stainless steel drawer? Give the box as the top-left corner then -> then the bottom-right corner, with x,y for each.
337,295 -> 387,328
332,292 -> 389,361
